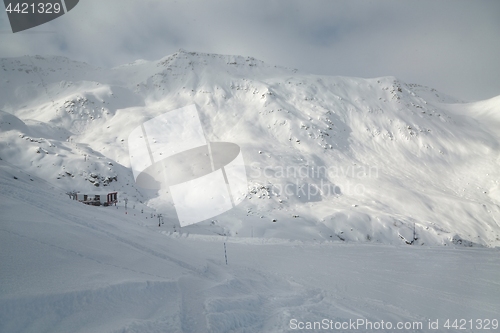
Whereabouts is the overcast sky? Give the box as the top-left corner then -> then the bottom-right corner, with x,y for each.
1,0 -> 499,101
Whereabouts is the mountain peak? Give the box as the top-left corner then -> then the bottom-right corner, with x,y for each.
154,50 -> 296,78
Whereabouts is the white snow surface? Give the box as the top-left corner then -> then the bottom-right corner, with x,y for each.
1,50 -> 500,332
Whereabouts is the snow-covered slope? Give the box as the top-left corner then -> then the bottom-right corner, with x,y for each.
1,50 -> 499,247
1,159 -> 499,333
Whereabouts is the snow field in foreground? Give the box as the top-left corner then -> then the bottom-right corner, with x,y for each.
1,162 -> 499,333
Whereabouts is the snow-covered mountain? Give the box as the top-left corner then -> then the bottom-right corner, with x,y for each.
1,50 -> 499,247
2,50 -> 500,333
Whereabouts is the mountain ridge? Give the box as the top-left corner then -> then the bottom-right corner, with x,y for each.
1,50 -> 499,247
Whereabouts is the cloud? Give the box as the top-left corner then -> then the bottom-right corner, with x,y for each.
0,0 -> 498,100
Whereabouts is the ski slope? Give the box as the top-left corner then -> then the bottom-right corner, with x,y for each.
1,160 -> 499,332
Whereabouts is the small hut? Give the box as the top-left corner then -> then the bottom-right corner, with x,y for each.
75,192 -> 118,206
